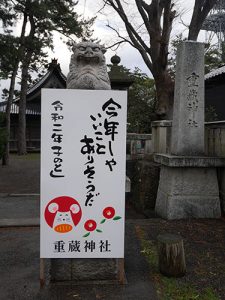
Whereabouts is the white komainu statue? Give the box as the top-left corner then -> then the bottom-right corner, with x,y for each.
67,41 -> 111,90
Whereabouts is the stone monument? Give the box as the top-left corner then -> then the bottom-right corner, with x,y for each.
48,41 -> 125,284
154,41 -> 223,220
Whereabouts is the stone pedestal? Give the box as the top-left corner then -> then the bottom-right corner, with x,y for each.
154,154 -> 222,219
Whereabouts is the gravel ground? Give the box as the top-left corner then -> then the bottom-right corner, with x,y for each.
0,223 -> 157,300
1,154 -> 225,299
0,154 -> 40,194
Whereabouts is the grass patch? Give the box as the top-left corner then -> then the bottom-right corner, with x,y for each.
135,225 -> 220,300
11,153 -> 40,160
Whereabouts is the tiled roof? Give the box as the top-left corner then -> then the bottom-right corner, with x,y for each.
26,67 -> 66,96
205,65 -> 225,80
26,71 -> 51,95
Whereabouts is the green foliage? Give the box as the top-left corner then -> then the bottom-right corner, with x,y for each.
0,34 -> 19,79
203,288 -> 221,300
168,34 -> 185,79
160,278 -> 219,300
107,64 -> 156,133
205,45 -> 223,74
0,0 -> 94,92
205,105 -> 218,122
128,68 -> 156,133
0,0 -> 15,27
1,88 -> 20,101
140,239 -> 158,271
0,113 -> 7,159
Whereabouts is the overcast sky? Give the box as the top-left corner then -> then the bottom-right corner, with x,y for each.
0,0 -> 213,96
53,0 -> 196,76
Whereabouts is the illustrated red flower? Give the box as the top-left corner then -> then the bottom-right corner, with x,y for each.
103,207 -> 115,219
84,219 -> 97,232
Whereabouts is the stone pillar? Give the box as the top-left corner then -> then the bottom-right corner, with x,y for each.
171,42 -> 205,156
152,120 -> 172,154
154,41 -> 222,220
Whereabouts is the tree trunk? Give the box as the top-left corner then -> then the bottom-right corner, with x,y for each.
154,72 -> 174,119
157,233 -> 186,277
18,63 -> 28,155
2,12 -> 28,165
188,0 -> 217,41
2,70 -> 18,165
18,13 -> 35,155
18,48 -> 34,155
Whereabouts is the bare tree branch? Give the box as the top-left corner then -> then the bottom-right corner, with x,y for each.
106,22 -> 135,48
160,1 -> 176,68
101,0 -> 215,118
106,40 -> 128,50
179,14 -> 189,29
104,0 -> 150,53
96,1 -> 108,14
188,0 -> 217,40
135,0 -> 151,36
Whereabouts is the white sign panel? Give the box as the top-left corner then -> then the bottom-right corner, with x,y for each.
40,89 -> 127,258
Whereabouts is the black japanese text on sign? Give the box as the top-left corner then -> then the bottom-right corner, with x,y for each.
80,98 -> 122,207
50,101 -> 65,178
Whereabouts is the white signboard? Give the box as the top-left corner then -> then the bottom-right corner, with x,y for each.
40,89 -> 127,258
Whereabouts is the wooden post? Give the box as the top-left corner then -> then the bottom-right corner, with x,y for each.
157,233 -> 186,277
40,258 -> 45,287
117,258 -> 126,284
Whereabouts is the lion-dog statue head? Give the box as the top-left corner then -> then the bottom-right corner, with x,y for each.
67,41 -> 111,90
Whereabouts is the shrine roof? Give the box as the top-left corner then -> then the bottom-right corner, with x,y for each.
205,65 -> 225,80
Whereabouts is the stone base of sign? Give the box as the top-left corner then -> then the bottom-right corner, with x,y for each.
154,154 -> 222,220
51,258 -> 118,281
40,258 -> 126,285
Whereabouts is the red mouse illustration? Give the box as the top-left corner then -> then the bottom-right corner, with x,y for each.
44,196 -> 82,233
